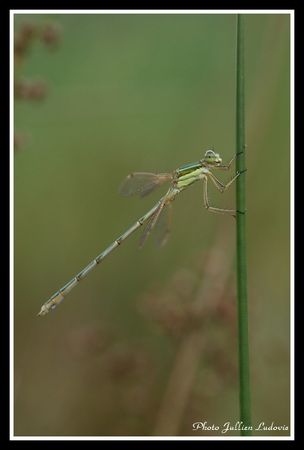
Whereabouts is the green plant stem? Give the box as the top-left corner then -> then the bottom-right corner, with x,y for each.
236,14 -> 252,436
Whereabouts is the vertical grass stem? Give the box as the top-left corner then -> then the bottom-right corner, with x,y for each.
236,14 -> 252,436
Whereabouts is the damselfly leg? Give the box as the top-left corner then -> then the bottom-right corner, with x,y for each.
203,171 -> 240,216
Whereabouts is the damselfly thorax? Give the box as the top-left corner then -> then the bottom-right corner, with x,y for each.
174,161 -> 210,191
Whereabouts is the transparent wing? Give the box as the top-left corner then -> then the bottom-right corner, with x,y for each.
119,172 -> 172,198
154,202 -> 172,248
139,202 -> 165,248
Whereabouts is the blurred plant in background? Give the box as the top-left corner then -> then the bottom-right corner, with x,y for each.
140,230 -> 239,435
14,21 -> 61,151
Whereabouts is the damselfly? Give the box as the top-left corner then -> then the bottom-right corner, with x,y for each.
38,149 -> 243,316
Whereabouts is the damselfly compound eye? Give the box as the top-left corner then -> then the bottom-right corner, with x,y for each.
204,149 -> 216,158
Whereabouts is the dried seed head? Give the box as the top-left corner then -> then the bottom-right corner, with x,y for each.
28,80 -> 48,100
40,23 -> 62,49
15,79 -> 48,101
20,22 -> 37,40
14,22 -> 37,57
14,79 -> 31,99
14,132 -> 27,151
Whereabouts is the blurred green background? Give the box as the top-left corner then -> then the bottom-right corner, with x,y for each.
14,13 -> 290,437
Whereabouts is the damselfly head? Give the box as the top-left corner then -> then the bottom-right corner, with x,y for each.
201,149 -> 222,166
